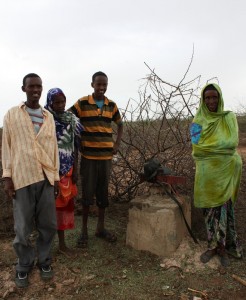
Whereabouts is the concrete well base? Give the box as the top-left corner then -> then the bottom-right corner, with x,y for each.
126,188 -> 191,257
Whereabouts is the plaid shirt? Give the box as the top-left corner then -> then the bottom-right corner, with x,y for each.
2,102 -> 59,190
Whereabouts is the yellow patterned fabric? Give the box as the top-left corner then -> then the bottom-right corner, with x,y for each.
191,84 -> 242,208
2,102 -> 60,190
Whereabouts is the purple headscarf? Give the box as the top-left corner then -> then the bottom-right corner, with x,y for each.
45,87 -> 66,112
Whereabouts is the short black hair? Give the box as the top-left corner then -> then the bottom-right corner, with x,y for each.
92,71 -> 108,83
23,73 -> 41,86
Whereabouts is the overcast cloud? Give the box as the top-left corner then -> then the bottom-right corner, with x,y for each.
0,0 -> 246,125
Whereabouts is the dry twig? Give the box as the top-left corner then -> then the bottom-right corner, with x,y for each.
232,274 -> 246,286
187,287 -> 208,299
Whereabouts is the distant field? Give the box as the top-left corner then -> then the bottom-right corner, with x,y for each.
0,114 -> 246,146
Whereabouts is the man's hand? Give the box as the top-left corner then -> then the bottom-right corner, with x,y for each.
54,181 -> 60,198
113,123 -> 123,155
112,142 -> 120,155
4,178 -> 15,199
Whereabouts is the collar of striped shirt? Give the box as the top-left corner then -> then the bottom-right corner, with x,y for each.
19,102 -> 50,116
88,95 -> 109,105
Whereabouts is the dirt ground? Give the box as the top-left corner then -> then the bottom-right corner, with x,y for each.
0,148 -> 246,299
0,200 -> 246,300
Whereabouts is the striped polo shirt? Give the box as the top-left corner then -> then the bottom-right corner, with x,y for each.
70,95 -> 122,160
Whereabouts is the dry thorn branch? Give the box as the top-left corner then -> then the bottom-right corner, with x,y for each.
110,57 -> 201,201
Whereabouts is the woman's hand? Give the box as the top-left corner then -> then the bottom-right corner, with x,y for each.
72,169 -> 78,184
54,181 -> 60,198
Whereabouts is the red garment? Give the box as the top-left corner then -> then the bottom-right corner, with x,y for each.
56,167 -> 78,208
56,198 -> 74,230
55,167 -> 77,230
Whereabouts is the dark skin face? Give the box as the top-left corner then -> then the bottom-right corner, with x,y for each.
91,75 -> 108,100
204,89 -> 219,112
22,76 -> 43,109
51,94 -> 66,114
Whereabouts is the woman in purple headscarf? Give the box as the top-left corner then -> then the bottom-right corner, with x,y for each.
45,88 -> 83,257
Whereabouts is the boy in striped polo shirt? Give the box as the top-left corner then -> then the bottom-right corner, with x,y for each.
70,71 -> 123,247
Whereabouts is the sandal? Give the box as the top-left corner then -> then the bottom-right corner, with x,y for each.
220,253 -> 230,267
200,249 -> 217,263
77,234 -> 88,248
217,244 -> 230,267
95,229 -> 117,243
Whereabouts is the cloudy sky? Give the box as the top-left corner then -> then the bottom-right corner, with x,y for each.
0,0 -> 246,125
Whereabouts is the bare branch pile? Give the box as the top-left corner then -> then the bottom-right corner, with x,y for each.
110,60 -> 201,202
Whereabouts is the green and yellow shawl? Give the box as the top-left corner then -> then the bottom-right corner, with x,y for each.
190,83 -> 242,208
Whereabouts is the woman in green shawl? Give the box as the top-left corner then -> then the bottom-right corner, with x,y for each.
190,83 -> 243,267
